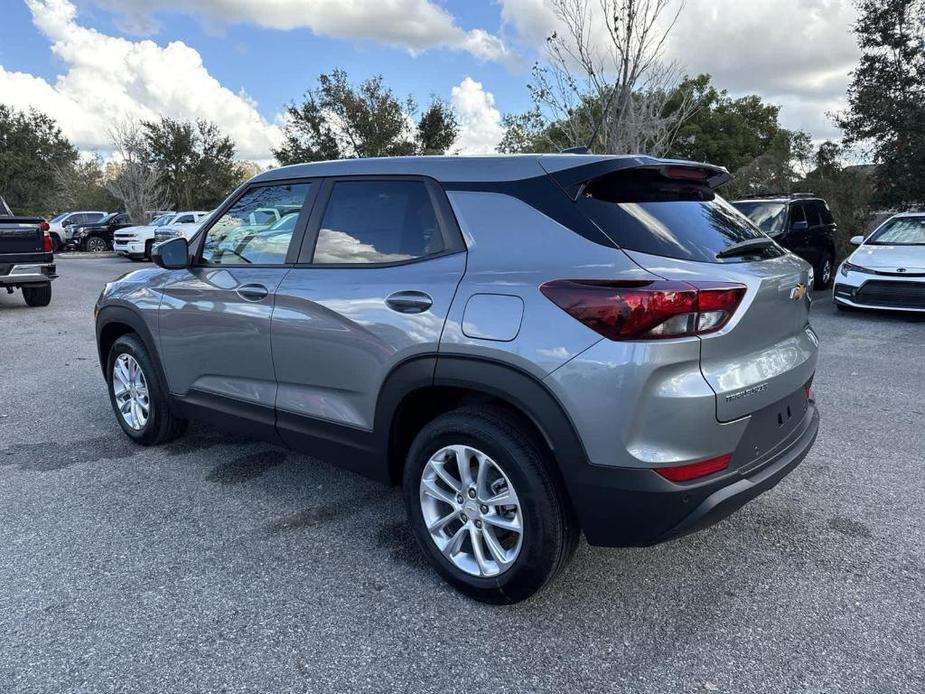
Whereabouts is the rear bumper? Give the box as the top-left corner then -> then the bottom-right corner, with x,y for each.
571,400 -> 819,547
0,262 -> 57,285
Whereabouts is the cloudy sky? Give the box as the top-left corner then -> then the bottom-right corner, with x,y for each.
0,0 -> 861,161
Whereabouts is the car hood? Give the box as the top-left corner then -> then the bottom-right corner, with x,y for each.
850,244 -> 925,272
117,224 -> 152,233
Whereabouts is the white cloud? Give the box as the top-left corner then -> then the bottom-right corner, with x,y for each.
92,0 -> 514,65
0,0 -> 281,159
499,0 -> 861,141
451,77 -> 505,154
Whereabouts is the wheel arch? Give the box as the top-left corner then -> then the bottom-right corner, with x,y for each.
95,306 -> 160,376
379,356 -> 590,497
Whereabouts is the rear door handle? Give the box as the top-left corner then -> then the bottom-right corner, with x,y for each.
236,283 -> 269,302
386,290 -> 433,314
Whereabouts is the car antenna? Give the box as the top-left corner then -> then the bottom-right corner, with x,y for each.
560,82 -> 621,155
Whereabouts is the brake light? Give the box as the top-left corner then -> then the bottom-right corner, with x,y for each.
655,453 -> 732,483
42,230 -> 53,253
39,221 -> 50,232
540,279 -> 746,340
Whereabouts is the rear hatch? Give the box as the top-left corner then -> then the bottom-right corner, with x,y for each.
559,162 -> 817,422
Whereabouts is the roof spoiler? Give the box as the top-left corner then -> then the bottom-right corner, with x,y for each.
539,156 -> 731,201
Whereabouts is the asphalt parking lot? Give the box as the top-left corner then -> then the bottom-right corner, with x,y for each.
1,256 -> 923,693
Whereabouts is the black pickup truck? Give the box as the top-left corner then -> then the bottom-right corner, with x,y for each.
0,195 -> 56,306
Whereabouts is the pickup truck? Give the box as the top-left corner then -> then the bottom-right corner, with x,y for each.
0,195 -> 56,306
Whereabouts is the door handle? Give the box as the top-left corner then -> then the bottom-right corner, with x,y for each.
236,283 -> 269,302
386,290 -> 433,314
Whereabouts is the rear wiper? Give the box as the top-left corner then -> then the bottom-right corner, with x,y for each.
716,237 -> 775,259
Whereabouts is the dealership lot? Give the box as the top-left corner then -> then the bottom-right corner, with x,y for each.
1,257 -> 923,693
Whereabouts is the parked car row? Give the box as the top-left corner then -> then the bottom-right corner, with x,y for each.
113,211 -> 211,261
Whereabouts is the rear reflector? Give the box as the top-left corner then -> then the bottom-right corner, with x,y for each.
655,454 -> 732,483
540,279 -> 746,340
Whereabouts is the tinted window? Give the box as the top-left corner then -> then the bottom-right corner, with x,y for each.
174,214 -> 194,224
577,171 -> 778,263
819,203 -> 834,225
790,203 -> 806,225
731,202 -> 787,236
805,201 -> 823,226
201,183 -> 310,265
313,181 -> 444,264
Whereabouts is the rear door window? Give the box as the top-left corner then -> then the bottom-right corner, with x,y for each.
805,201 -> 823,227
312,180 -> 445,264
790,203 -> 807,226
576,169 -> 780,263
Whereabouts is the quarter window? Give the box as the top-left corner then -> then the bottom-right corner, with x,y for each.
313,180 -> 444,264
201,183 -> 310,265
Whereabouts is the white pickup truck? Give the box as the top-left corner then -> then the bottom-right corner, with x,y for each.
114,211 -> 208,260
153,210 -> 214,246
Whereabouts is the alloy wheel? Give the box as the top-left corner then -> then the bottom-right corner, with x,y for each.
419,444 -> 523,577
112,353 -> 150,430
87,237 -> 108,253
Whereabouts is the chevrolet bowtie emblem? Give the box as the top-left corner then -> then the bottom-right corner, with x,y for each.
790,283 -> 807,301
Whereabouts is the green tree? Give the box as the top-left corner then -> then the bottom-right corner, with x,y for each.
142,117 -> 240,211
801,141 -> 876,258
274,69 -> 459,164
417,98 -> 459,155
0,105 -> 77,214
837,0 -> 925,208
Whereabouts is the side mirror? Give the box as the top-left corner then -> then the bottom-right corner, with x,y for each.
790,220 -> 809,232
152,236 -> 190,269
849,235 -> 864,246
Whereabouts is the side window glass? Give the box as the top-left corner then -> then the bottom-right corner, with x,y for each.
790,204 -> 806,226
820,205 -> 834,225
313,180 -> 444,264
201,183 -> 310,265
175,215 -> 193,224
806,202 -> 822,226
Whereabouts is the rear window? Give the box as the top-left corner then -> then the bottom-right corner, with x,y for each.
578,170 -> 780,263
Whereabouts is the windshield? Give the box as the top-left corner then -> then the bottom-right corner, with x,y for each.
50,213 -> 69,223
731,202 -> 787,236
151,214 -> 176,227
96,213 -> 117,224
867,217 -> 925,245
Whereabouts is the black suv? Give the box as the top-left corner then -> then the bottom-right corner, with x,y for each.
732,195 -> 837,289
70,212 -> 132,253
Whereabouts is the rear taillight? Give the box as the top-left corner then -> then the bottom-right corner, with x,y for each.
42,230 -> 53,253
39,221 -> 50,233
540,279 -> 746,340
655,453 -> 732,483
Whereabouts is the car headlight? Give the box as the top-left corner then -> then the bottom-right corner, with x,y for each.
840,261 -> 868,277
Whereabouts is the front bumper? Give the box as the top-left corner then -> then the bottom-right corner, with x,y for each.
0,263 -> 57,286
569,394 -> 819,547
834,275 -> 925,312
113,240 -> 146,258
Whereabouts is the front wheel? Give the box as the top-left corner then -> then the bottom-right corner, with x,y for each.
22,283 -> 52,307
86,236 -> 109,253
107,334 -> 187,445
403,406 -> 578,604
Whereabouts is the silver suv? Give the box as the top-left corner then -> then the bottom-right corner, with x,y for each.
95,155 -> 820,603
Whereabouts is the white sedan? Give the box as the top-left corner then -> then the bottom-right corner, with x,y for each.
834,213 -> 925,312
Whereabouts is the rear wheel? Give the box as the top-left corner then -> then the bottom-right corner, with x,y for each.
86,236 -> 109,253
22,283 -> 51,307
815,253 -> 834,290
107,334 -> 187,445
50,234 -> 62,253
144,240 -> 154,261
403,406 -> 578,604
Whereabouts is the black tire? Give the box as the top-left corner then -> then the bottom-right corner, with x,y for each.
50,234 -> 62,253
814,253 -> 834,290
144,240 -> 154,261
403,406 -> 579,604
22,283 -> 52,307
106,334 -> 187,445
86,236 -> 109,253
